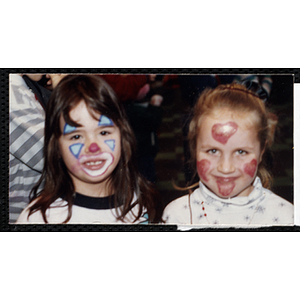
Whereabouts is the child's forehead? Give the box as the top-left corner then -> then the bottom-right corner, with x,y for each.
62,103 -> 102,121
68,101 -> 100,117
202,109 -> 257,128
60,108 -> 109,127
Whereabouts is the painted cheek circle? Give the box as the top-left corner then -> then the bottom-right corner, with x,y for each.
243,159 -> 257,177
197,159 -> 210,182
212,122 -> 238,144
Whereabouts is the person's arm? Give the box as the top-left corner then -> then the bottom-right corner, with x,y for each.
9,75 -> 45,172
46,74 -> 67,89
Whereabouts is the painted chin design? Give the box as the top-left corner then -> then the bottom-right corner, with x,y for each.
79,152 -> 114,177
215,177 -> 237,197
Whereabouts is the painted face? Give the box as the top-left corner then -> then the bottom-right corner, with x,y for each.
196,110 -> 263,198
58,100 -> 121,196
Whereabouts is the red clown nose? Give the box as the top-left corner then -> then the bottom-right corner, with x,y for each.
89,143 -> 100,153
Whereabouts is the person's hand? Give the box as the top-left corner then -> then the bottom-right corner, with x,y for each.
150,94 -> 163,107
25,74 -> 44,81
149,74 -> 157,81
46,74 -> 67,89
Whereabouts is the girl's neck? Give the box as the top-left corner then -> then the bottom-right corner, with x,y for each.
74,181 -> 113,198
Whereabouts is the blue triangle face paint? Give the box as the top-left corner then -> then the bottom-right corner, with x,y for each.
64,123 -> 77,135
69,143 -> 84,159
105,139 -> 115,151
98,115 -> 113,127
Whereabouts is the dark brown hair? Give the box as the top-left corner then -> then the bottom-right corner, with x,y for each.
188,83 -> 276,189
29,75 -> 161,223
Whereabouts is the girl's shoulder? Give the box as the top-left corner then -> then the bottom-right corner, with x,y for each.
263,188 -> 293,209
162,194 -> 191,224
260,188 -> 294,224
16,198 -> 68,224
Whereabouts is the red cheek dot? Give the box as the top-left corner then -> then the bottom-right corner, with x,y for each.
197,159 -> 211,182
243,159 -> 257,177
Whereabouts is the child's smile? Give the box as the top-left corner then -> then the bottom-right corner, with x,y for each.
79,152 -> 114,177
196,110 -> 263,199
58,100 -> 121,197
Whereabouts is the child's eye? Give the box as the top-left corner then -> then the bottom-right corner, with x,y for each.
100,131 -> 110,136
237,149 -> 247,155
71,135 -> 81,140
208,149 -> 218,154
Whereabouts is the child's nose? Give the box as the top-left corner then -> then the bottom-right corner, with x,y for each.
217,156 -> 235,173
88,142 -> 100,153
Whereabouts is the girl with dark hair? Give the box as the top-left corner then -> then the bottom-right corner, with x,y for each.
17,75 -> 161,224
163,83 -> 293,226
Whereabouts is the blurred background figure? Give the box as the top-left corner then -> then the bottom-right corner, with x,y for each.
234,74 -> 273,102
124,75 -> 164,183
9,74 -> 66,223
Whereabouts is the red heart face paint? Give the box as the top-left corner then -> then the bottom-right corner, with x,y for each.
211,122 -> 238,144
216,177 -> 236,197
197,159 -> 211,182
196,111 -> 263,198
243,159 -> 257,178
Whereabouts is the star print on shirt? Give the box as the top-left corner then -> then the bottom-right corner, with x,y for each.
198,214 -> 204,220
206,197 -> 215,205
244,215 -> 251,221
272,217 -> 279,223
256,205 -> 266,214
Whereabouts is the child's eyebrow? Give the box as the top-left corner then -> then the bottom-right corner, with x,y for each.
233,146 -> 254,151
98,124 -> 115,129
198,143 -> 218,149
